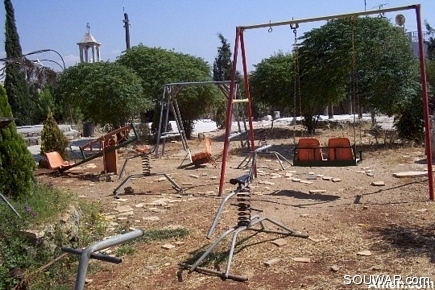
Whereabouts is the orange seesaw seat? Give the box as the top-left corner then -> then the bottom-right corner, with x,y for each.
45,151 -> 74,170
191,138 -> 217,167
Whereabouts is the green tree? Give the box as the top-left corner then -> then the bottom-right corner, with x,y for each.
0,85 -> 35,199
296,17 -> 416,132
249,52 -> 294,117
40,112 -> 69,160
117,45 -> 220,138
54,61 -> 147,128
213,33 -> 233,129
425,21 -> 435,61
3,0 -> 33,125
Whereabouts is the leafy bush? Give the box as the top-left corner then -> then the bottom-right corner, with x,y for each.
40,112 -> 69,160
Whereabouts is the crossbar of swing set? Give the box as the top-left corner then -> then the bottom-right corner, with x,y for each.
219,4 -> 434,201
238,4 -> 417,31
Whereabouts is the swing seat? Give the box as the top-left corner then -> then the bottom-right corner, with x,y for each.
295,138 -> 325,162
293,137 -> 362,167
191,138 -> 217,167
327,137 -> 354,161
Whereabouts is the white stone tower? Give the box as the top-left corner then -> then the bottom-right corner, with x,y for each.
77,23 -> 101,63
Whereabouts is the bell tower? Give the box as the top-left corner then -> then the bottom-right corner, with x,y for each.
77,23 -> 101,63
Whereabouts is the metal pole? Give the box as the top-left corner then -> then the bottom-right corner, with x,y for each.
218,27 -> 241,196
415,5 -> 434,201
123,13 -> 131,50
240,30 -> 257,177
155,87 -> 167,157
74,229 -> 144,290
239,4 -> 417,31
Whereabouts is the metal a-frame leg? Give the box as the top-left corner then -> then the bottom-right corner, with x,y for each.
237,144 -> 292,170
179,165 -> 308,281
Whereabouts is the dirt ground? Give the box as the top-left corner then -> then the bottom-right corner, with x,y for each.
36,123 -> 435,290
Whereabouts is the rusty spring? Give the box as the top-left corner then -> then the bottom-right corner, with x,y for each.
141,153 -> 151,176
236,187 -> 251,227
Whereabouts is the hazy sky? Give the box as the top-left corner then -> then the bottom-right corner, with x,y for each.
0,0 -> 433,72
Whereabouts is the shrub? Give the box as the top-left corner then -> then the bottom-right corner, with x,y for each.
0,85 -> 35,199
40,112 -> 70,160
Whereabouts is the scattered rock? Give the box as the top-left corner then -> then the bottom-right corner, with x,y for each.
161,244 -> 175,250
309,189 -> 327,194
357,250 -> 372,256
416,208 -> 428,213
292,178 -> 301,182
300,180 -> 313,184
371,181 -> 385,186
271,238 -> 287,247
115,205 -> 134,213
322,176 -> 333,181
293,257 -> 311,263
264,258 -> 281,267
258,180 -> 275,185
330,265 -> 340,272
332,178 -> 342,183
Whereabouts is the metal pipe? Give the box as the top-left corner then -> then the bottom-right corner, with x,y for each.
239,4 -> 417,31
219,27 -> 241,196
61,247 -> 122,264
74,229 -> 144,290
207,191 -> 238,238
415,5 -> 434,200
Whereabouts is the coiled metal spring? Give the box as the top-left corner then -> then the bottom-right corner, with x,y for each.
141,153 -> 151,176
236,188 -> 251,227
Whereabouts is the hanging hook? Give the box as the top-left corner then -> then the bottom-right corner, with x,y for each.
268,20 -> 273,33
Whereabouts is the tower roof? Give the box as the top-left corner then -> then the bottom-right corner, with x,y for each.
77,32 -> 100,45
77,23 -> 101,45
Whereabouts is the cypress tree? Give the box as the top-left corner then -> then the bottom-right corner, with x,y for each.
0,85 -> 35,199
4,0 -> 33,125
40,112 -> 69,160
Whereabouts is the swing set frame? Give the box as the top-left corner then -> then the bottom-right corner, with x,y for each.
218,4 -> 434,200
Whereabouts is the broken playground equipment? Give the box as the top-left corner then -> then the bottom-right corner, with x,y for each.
178,137 -> 217,169
113,144 -> 183,198
180,149 -> 308,281
45,123 -> 139,174
154,81 -> 249,165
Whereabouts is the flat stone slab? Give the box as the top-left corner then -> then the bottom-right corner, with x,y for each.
309,189 -> 327,194
271,238 -> 287,247
264,258 -> 281,267
258,180 -> 275,185
393,171 -> 428,178
371,181 -> 385,186
114,205 -> 134,213
293,257 -> 311,263
357,250 -> 372,256
161,244 -> 176,250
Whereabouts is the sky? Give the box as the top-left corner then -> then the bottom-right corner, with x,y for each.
0,0 -> 433,73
